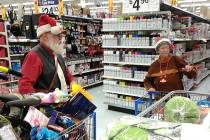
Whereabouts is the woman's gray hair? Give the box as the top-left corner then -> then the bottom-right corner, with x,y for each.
156,41 -> 170,52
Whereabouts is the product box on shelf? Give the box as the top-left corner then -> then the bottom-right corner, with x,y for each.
0,22 -> 5,32
200,6 -> 210,18
174,43 -> 186,56
0,35 -> 6,45
0,47 -> 7,58
11,61 -> 21,72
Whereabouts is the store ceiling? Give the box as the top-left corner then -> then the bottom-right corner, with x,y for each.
0,0 -> 32,5
0,0 -> 209,15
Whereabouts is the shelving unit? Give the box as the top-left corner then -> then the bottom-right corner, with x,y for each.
102,46 -> 156,49
83,81 -> 103,88
102,2 -> 210,115
102,61 -> 152,66
73,68 -> 104,76
102,76 -> 143,82
0,19 -> 12,86
62,15 -> 103,89
8,37 -> 39,84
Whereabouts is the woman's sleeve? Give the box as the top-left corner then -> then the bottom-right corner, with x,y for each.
144,66 -> 155,90
174,56 -> 197,79
144,75 -> 155,90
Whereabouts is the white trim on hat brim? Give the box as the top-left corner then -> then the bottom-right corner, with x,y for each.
155,38 -> 171,49
37,24 -> 64,38
37,24 -> 51,38
51,26 -> 63,35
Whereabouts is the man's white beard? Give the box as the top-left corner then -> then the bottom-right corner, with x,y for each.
48,41 -> 65,55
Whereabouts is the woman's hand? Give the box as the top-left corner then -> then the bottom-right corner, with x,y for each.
182,65 -> 193,72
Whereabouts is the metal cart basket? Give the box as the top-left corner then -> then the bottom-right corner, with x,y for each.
138,90 -> 210,121
50,112 -> 96,140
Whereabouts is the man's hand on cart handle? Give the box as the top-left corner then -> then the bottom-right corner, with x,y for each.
70,81 -> 93,101
148,88 -> 156,91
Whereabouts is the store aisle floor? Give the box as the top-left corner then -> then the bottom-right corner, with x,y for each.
88,86 -> 129,139
88,75 -> 210,139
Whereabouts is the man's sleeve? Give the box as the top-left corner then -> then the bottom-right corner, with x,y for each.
65,69 -> 74,84
18,52 -> 43,94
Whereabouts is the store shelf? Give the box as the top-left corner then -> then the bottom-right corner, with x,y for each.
0,80 -> 18,85
0,57 -> 9,61
61,15 -> 102,24
105,102 -> 134,110
83,81 -> 103,88
9,38 -> 39,43
186,71 -> 210,90
0,32 -> 6,36
195,72 -> 210,85
0,45 -> 8,48
173,38 -> 208,42
103,75 -> 143,82
103,90 -> 146,97
73,68 -> 104,76
66,57 -> 103,65
102,61 -> 151,66
102,28 -> 168,32
160,2 -> 210,24
11,60 -> 21,63
10,54 -> 25,57
102,46 -> 156,49
191,56 -> 210,64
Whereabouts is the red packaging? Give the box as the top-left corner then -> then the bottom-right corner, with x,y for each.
0,35 -> 6,45
0,48 -> 7,57
0,22 -> 5,32
0,60 -> 9,67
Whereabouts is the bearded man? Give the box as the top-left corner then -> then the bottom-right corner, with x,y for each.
18,14 -> 74,94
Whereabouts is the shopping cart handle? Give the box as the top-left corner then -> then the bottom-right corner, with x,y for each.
147,91 -> 160,95
5,96 -> 41,107
0,94 -> 21,102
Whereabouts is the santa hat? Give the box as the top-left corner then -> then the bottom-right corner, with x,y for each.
37,14 -> 65,38
155,38 -> 174,52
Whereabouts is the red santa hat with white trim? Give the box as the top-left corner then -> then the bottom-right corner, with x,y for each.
37,14 -> 65,38
154,37 -> 174,52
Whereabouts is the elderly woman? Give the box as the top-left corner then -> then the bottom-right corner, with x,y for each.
144,38 -> 197,92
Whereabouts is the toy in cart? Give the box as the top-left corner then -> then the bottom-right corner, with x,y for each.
106,90 -> 210,140
0,66 -> 97,140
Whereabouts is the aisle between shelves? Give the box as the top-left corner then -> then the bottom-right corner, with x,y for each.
102,7 -> 210,115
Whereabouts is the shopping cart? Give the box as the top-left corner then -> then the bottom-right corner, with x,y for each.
50,112 -> 96,140
138,90 -> 210,121
3,94 -> 97,140
134,91 -> 168,115
0,66 -> 97,140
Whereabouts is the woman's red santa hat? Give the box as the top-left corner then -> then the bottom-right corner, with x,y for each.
154,37 -> 174,52
37,14 -> 65,38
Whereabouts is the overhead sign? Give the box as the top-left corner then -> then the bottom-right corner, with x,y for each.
122,0 -> 160,14
38,0 -> 59,15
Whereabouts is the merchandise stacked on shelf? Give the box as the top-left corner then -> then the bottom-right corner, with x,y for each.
103,65 -> 147,82
171,16 -> 209,41
8,38 -> 39,82
103,80 -> 147,97
173,35 -> 210,90
102,16 -> 170,31
0,19 -> 19,92
103,4 -> 210,114
62,16 -> 103,88
102,13 -> 170,114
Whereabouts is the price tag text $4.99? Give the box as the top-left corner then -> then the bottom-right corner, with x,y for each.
131,0 -> 149,11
